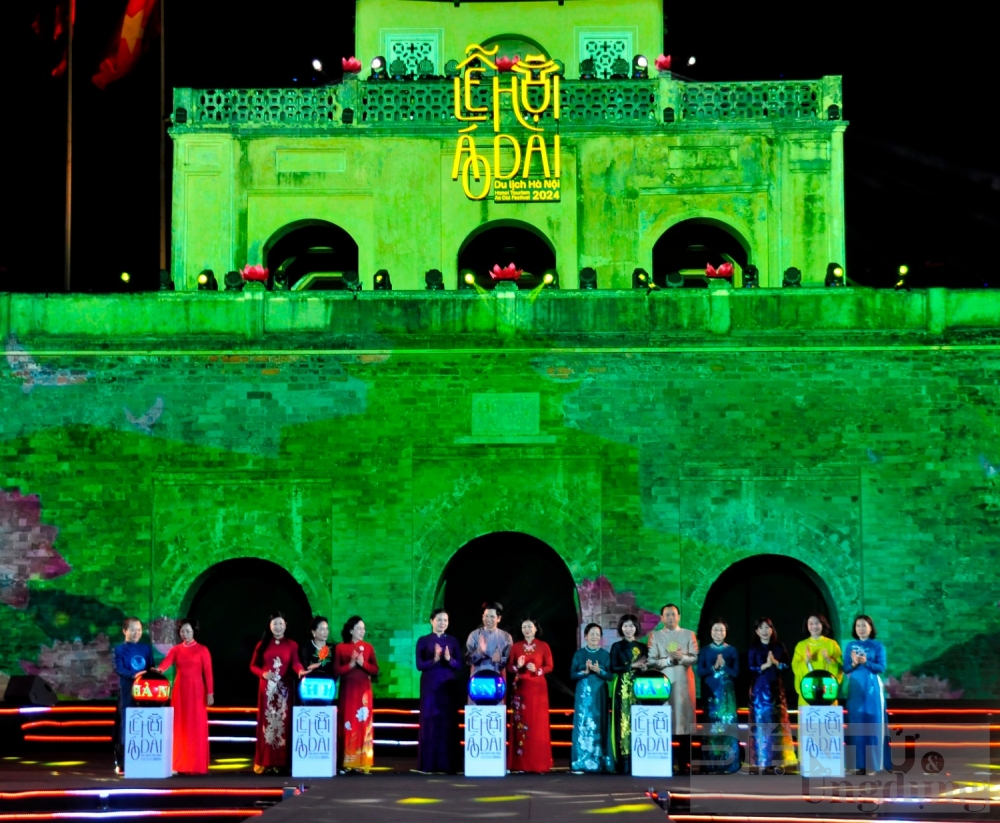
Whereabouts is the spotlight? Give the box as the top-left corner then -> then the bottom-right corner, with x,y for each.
425,268 -> 444,290
370,56 -> 387,81
825,262 -> 845,288
579,58 -> 596,81
898,264 -> 909,276
632,267 -> 653,289
631,55 -> 649,79
551,59 -> 565,77
782,266 -> 802,288
579,267 -> 597,290
542,269 -> 559,289
273,270 -> 289,291
687,56 -> 696,66
312,59 -> 323,72
158,269 -> 174,291
373,269 -> 392,290
341,108 -> 354,125
389,58 -> 408,81
444,59 -> 460,79
120,272 -> 131,284
665,271 -> 684,288
342,270 -> 361,293
459,269 -> 476,289
742,264 -> 759,289
196,269 -> 218,291
223,271 -> 244,292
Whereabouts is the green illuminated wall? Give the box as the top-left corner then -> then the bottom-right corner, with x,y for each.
1,289 -> 998,701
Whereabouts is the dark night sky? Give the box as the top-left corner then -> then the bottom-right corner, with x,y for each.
1,1 -> 996,293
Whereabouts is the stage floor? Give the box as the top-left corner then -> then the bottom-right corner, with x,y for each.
2,751 -> 996,822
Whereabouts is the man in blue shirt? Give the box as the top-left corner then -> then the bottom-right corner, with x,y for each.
112,617 -> 154,775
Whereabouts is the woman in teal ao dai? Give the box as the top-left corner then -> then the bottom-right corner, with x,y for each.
609,614 -> 648,773
696,619 -> 739,774
843,614 -> 891,774
570,623 -> 614,773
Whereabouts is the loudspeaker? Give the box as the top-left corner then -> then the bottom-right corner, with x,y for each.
3,675 -> 57,706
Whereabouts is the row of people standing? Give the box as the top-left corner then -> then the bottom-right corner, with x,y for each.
250,612 -> 378,775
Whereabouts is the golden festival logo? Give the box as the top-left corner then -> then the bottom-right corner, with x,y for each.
451,44 -> 561,202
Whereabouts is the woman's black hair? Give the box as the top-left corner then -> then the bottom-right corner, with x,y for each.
852,614 -> 877,639
751,615 -> 777,646
341,615 -> 364,643
430,607 -> 448,621
708,617 -> 729,638
252,611 -> 287,670
618,614 -> 640,635
520,617 -> 542,638
176,617 -> 199,639
802,613 -> 831,637
310,615 -> 329,634
583,622 -> 603,639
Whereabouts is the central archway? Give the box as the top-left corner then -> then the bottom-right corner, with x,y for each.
698,554 -> 835,709
437,532 -> 578,706
457,220 -> 556,290
185,558 -> 313,706
652,218 -> 750,288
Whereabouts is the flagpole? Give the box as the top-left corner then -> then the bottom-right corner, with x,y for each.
159,0 -> 167,277
64,3 -> 74,292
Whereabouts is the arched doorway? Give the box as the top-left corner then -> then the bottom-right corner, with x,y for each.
263,219 -> 360,291
652,219 -> 750,288
457,221 -> 556,290
185,558 -> 313,706
437,532 -> 578,706
698,554 -> 835,708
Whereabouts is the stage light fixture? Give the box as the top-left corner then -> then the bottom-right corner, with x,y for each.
444,60 -> 460,79
120,272 -> 131,284
579,267 -> 598,290
898,264 -> 909,276
425,269 -> 445,290
273,270 -> 288,291
742,264 -> 759,289
665,271 -> 684,288
370,56 -> 387,81
312,59 -> 323,72
223,271 -> 244,292
542,269 -> 559,289
459,269 -> 476,289
632,267 -> 653,289
579,58 -> 596,81
825,262 -> 845,288
158,269 -> 174,291
196,269 -> 218,291
782,266 -> 802,288
373,269 -> 392,290
687,56 -> 697,66
631,55 -> 649,79
342,270 -> 361,293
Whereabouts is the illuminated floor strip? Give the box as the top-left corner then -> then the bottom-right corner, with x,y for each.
0,810 -> 263,820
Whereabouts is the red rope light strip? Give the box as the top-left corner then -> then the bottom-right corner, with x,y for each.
0,791 -> 283,801
20,721 -> 114,730
21,736 -> 112,743
0,811 -> 263,820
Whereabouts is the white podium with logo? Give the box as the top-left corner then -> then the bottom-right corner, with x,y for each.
292,706 -> 337,778
630,704 -> 673,777
464,705 -> 506,777
124,707 -> 174,778
799,705 -> 845,778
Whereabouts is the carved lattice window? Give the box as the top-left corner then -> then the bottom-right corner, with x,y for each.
384,32 -> 440,76
578,31 -> 633,80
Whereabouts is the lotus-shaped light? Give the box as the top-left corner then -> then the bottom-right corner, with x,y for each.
495,55 -> 520,73
241,264 -> 269,282
705,262 -> 734,278
490,263 -> 522,281
342,56 -> 363,74
655,54 -> 672,72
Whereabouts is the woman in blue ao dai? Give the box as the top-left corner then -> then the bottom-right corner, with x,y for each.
843,614 -> 891,774
747,616 -> 796,772
696,619 -> 740,774
570,623 -> 614,773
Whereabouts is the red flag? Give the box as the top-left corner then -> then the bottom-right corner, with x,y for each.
32,0 -> 75,77
91,0 -> 159,89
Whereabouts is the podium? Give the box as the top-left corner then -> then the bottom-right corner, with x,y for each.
292,706 -> 337,778
124,707 -> 174,778
630,704 -> 672,777
799,705 -> 845,777
464,705 -> 506,776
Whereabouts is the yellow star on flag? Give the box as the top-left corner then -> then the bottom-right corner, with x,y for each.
121,11 -> 145,55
